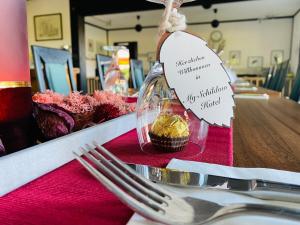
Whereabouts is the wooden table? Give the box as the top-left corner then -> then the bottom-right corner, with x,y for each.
233,91 -> 300,172
255,87 -> 282,97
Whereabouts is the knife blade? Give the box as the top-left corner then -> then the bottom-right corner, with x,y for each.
128,163 -> 300,203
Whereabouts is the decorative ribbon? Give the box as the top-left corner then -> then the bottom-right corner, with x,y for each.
158,0 -> 187,37
0,81 -> 31,89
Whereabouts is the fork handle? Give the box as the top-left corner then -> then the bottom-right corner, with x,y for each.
219,203 -> 300,221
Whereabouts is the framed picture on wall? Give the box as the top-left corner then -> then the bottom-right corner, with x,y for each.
271,50 -> 284,65
229,50 -> 241,65
248,56 -> 263,68
34,13 -> 63,41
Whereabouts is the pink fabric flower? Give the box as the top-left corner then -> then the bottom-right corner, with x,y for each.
33,102 -> 75,140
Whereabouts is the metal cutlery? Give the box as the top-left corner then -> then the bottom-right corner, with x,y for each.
74,145 -> 300,225
128,163 -> 300,203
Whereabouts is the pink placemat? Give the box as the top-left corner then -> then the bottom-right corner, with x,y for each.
0,126 -> 232,225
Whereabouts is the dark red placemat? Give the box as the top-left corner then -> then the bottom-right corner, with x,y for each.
0,126 -> 232,225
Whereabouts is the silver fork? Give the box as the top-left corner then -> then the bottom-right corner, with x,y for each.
74,144 -> 300,225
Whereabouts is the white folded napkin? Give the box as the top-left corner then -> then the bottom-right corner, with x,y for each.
235,87 -> 258,91
127,159 -> 300,225
233,80 -> 251,87
234,93 -> 269,100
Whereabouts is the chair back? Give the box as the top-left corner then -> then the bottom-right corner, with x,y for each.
130,59 -> 145,90
290,55 -> 300,102
268,63 -> 282,90
263,66 -> 274,88
96,54 -> 112,90
31,46 -> 76,95
275,60 -> 290,91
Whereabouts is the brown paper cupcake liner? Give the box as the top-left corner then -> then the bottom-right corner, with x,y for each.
149,132 -> 189,152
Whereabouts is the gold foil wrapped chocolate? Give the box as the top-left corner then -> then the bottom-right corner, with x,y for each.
151,113 -> 189,138
149,113 -> 190,152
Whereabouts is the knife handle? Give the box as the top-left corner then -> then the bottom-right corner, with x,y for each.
234,190 -> 300,203
256,180 -> 300,193
238,180 -> 300,203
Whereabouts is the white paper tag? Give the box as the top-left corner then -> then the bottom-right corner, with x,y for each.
159,31 -> 234,127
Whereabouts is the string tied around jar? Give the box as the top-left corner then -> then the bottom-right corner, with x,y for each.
158,0 -> 187,37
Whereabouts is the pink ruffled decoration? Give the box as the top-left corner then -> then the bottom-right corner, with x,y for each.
93,91 -> 124,105
32,90 -> 64,105
32,90 -> 135,130
33,91 -> 98,114
93,91 -> 136,115
59,92 -> 97,114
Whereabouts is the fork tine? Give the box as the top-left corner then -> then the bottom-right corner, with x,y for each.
73,151 -> 165,222
92,142 -> 171,198
80,147 -> 164,211
85,144 -> 168,205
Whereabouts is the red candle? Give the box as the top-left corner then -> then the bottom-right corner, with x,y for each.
0,0 -> 34,154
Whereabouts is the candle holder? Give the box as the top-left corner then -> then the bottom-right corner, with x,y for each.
0,0 -> 34,155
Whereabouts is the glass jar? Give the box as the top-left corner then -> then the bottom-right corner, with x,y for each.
136,62 -> 209,160
104,54 -> 128,96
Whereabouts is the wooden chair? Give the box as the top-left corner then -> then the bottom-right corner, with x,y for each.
96,54 -> 112,90
290,57 -> 300,102
130,59 -> 145,90
31,45 -> 77,95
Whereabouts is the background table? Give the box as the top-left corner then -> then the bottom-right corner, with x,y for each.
233,93 -> 300,172
240,76 -> 265,87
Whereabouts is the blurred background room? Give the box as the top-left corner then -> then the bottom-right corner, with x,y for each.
1,0 -> 300,158
26,0 -> 300,96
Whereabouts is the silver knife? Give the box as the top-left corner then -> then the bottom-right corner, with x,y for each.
128,163 -> 300,203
